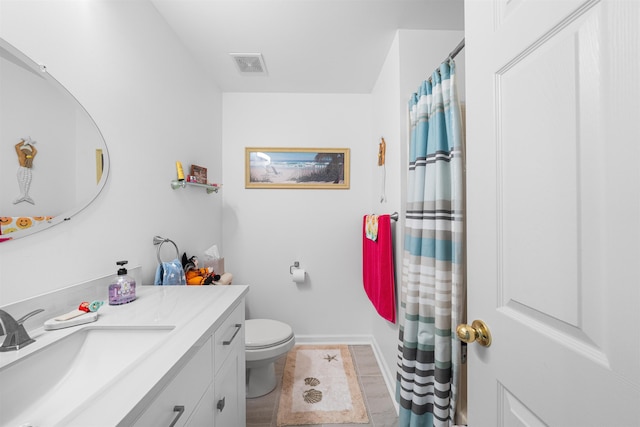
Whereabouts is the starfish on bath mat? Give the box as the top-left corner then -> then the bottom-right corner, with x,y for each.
324,354 -> 338,362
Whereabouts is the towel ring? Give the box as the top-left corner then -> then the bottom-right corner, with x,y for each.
153,235 -> 180,264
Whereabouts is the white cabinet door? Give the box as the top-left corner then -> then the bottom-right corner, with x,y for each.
133,338 -> 213,427
214,351 -> 243,427
465,0 -> 640,425
185,384 -> 214,427
213,303 -> 246,427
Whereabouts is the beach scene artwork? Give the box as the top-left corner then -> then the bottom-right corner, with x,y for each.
245,148 -> 350,189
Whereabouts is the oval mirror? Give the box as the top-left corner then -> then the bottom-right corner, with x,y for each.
0,38 -> 109,242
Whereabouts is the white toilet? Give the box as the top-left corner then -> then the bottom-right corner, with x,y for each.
245,318 -> 295,398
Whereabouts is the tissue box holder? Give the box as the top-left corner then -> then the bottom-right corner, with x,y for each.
204,257 -> 225,275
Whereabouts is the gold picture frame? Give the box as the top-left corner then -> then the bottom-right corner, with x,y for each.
245,147 -> 350,189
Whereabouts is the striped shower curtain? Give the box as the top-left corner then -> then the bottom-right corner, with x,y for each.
396,60 -> 464,427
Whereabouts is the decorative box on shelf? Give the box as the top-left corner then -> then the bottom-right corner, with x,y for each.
189,164 -> 208,184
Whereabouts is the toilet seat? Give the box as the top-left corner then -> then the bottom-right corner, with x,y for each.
245,319 -> 294,350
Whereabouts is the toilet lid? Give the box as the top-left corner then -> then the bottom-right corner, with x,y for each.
245,319 -> 294,350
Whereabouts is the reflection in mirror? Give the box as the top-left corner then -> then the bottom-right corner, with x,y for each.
0,38 -> 109,241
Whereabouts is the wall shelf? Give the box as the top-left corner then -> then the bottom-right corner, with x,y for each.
171,180 -> 220,194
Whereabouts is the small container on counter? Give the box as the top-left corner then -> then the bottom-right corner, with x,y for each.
108,260 -> 136,305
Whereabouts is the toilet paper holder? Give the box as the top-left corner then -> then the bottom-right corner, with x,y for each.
289,261 -> 300,274
290,261 -> 306,283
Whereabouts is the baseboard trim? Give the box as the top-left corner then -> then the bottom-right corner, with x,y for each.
293,334 -> 373,345
370,337 -> 400,413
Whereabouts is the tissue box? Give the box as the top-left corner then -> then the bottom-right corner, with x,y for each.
204,257 -> 225,275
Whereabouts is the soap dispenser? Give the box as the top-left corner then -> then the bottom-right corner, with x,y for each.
109,260 -> 137,305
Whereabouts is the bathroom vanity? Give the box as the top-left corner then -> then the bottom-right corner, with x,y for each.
0,283 -> 248,427
131,289 -> 246,427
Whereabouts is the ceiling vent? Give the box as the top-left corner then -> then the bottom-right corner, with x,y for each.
229,53 -> 268,75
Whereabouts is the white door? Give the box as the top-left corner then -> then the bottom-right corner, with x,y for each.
464,0 -> 640,425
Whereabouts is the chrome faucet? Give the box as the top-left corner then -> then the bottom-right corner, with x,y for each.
0,308 -> 44,352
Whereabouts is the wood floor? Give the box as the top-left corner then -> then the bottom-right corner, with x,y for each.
246,344 -> 399,427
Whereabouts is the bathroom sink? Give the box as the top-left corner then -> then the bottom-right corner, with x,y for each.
0,326 -> 174,427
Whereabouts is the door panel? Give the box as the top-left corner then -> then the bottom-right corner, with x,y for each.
499,384 -> 547,427
465,0 -> 640,425
498,1 -> 603,354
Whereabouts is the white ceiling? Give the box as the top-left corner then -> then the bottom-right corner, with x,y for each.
151,0 -> 464,93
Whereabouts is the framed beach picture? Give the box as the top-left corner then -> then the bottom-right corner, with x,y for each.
245,147 -> 350,189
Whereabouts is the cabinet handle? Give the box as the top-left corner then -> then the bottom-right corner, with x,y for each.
217,397 -> 226,412
169,405 -> 185,427
223,324 -> 242,345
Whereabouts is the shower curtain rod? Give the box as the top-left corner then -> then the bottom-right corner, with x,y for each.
448,38 -> 465,60
426,38 -> 465,83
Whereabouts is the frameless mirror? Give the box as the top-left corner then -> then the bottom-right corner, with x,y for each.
0,38 -> 109,241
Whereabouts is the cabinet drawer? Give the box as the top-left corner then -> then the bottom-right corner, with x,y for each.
213,303 -> 244,373
134,337 -> 212,427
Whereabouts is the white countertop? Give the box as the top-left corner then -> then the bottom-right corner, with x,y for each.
0,284 -> 249,427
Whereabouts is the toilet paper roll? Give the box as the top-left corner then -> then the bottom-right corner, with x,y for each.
291,268 -> 306,283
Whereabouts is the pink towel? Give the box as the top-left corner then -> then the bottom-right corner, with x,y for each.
362,214 -> 396,323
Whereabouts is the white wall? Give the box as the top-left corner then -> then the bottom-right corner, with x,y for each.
370,29 -> 465,383
0,0 -> 223,305
222,93 -> 379,338
370,32 -> 403,388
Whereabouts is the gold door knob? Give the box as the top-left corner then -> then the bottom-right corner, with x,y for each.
456,320 -> 492,347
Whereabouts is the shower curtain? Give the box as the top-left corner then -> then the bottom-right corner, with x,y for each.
396,59 -> 464,427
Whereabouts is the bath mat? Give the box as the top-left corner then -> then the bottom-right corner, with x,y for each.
277,344 -> 369,426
